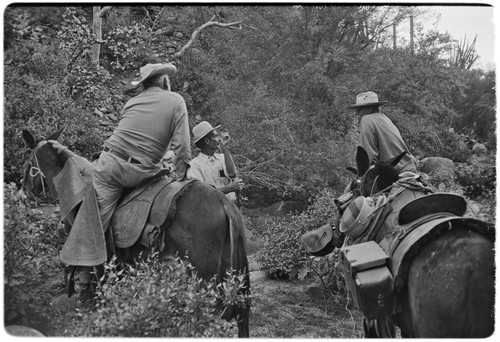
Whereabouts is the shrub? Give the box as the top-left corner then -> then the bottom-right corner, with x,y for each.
3,182 -> 65,296
83,254 -> 246,337
455,161 -> 496,199
104,23 -> 148,71
257,188 -> 340,279
3,65 -> 105,184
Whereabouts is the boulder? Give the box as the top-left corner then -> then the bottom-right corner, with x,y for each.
5,325 -> 44,337
418,157 -> 454,175
472,143 -> 487,156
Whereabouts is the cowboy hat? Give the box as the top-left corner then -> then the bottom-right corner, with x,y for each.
300,224 -> 335,256
340,196 -> 375,239
131,63 -> 177,86
192,121 -> 221,143
348,91 -> 388,108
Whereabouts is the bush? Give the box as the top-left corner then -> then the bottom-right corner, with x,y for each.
82,254 -> 246,337
3,182 -> 65,299
455,161 -> 496,199
257,189 -> 340,279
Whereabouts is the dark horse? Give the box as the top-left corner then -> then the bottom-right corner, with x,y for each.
344,146 -> 495,338
20,128 -> 250,337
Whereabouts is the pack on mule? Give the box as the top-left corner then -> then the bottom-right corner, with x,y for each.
21,128 -> 251,337
337,146 -> 494,338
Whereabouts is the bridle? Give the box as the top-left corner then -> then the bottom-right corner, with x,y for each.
22,140 -> 49,198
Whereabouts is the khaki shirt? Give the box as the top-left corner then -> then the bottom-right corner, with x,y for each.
105,87 -> 191,170
359,112 -> 416,173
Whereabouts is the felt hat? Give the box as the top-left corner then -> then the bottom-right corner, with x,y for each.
300,224 -> 335,256
131,63 -> 177,86
193,121 -> 221,143
349,91 -> 388,108
340,196 -> 375,238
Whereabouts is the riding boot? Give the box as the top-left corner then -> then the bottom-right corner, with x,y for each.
74,265 -> 103,302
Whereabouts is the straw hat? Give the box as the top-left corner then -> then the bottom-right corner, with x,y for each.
348,91 -> 388,108
192,121 -> 221,143
131,63 -> 177,86
340,196 -> 376,238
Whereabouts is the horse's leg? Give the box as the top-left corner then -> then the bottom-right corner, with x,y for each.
406,228 -> 494,337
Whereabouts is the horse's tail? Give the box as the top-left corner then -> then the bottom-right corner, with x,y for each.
222,198 -> 250,337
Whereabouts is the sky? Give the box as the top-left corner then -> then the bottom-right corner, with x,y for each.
422,4 -> 495,70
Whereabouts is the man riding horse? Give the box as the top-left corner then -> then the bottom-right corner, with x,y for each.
49,62 -> 192,298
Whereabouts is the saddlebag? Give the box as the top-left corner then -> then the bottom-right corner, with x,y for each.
340,241 -> 395,319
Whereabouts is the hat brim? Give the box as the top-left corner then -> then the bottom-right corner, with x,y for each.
348,101 -> 388,109
131,64 -> 177,86
193,124 -> 221,143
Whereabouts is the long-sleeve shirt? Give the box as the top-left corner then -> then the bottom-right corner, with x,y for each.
359,112 -> 416,173
105,86 -> 191,169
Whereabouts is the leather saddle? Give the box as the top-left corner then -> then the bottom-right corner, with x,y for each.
398,193 -> 467,225
111,177 -> 196,249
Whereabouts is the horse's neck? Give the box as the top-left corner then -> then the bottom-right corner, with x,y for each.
47,153 -> 93,199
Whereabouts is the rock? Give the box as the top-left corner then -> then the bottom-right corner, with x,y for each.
419,157 -> 454,175
472,143 -> 487,156
5,325 -> 44,337
250,270 -> 267,282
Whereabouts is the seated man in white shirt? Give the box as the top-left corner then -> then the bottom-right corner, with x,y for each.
187,121 -> 244,202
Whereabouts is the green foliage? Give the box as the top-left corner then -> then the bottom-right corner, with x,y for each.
3,67 -> 104,183
257,189 -> 340,279
58,7 -> 98,71
4,4 -> 496,209
455,161 -> 496,199
84,254 -> 245,337
3,183 -> 65,293
104,23 -> 148,71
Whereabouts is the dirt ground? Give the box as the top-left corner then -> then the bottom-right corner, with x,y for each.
3,205 -> 365,338
247,255 -> 364,338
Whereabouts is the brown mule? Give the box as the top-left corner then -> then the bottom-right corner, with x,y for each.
21,128 -> 251,337
344,146 -> 494,338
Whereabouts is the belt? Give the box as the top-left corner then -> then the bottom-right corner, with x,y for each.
103,146 -> 141,164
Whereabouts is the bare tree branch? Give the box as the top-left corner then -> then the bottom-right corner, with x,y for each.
171,17 -> 244,60
97,6 -> 112,17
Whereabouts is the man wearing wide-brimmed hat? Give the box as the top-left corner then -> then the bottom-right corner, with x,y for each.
187,121 -> 244,202
349,91 -> 417,173
71,63 -> 191,298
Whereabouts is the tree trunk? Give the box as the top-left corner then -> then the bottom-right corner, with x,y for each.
409,13 -> 414,55
92,6 -> 102,67
393,23 -> 397,50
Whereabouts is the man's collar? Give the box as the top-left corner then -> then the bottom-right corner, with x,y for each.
199,152 -> 221,160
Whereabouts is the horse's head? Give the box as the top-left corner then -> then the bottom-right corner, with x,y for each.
350,146 -> 406,197
21,128 -> 65,198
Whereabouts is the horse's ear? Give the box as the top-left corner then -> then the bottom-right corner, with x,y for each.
22,129 -> 36,149
46,128 -> 63,141
389,151 -> 407,167
346,166 -> 358,175
355,146 -> 370,176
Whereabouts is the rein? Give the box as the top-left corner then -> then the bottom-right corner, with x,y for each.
25,140 -> 48,198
